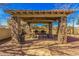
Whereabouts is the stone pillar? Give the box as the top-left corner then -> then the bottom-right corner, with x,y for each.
9,16 -> 21,45
58,17 -> 67,44
21,21 -> 33,40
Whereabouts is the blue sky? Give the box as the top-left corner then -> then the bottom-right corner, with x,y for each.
0,3 -> 79,27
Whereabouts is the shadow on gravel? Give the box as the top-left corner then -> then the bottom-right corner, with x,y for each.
67,36 -> 79,43
0,37 -> 11,45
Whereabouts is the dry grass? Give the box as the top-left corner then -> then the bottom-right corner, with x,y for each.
0,28 -> 11,40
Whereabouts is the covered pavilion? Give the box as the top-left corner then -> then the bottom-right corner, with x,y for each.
5,10 -> 74,44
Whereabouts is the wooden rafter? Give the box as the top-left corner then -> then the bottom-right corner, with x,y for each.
5,10 -> 74,15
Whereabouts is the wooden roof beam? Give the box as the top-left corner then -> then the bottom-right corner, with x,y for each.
5,10 -> 74,15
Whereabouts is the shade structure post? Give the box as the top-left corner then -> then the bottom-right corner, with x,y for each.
9,16 -> 21,45
48,22 -> 53,39
58,17 -> 67,44
49,22 -> 52,35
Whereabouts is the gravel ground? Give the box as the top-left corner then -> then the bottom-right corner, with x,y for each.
0,37 -> 79,56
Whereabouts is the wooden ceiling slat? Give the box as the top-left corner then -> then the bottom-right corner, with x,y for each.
5,10 -> 74,15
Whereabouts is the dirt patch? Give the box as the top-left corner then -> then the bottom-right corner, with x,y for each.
25,48 -> 51,56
